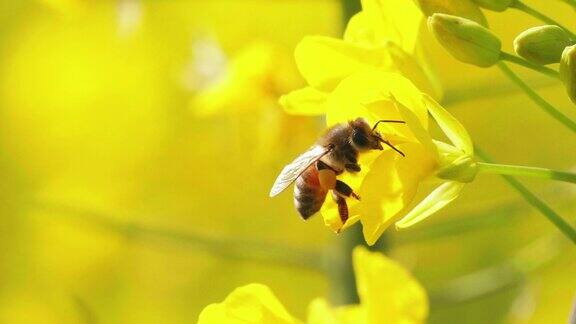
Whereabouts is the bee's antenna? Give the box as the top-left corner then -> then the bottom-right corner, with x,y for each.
372,119 -> 406,131
378,137 -> 405,157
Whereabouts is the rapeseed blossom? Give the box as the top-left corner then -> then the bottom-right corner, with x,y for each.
198,247 -> 428,324
192,42 -> 317,163
279,0 -> 476,245
280,0 -> 442,115
314,71 -> 474,245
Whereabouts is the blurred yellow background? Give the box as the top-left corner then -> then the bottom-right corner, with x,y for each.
0,0 -> 574,323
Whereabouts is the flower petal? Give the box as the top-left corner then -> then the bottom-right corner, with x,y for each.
392,97 -> 438,160
385,42 -> 442,101
326,71 -> 428,130
395,181 -> 465,229
294,36 -> 390,91
279,86 -> 327,116
423,93 -> 474,155
308,299 -> 367,324
307,298 -> 338,324
353,247 -> 429,323
345,0 -> 423,53
198,283 -> 297,324
359,143 -> 436,245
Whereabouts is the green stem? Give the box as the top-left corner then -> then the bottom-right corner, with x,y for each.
477,162 -> 576,184
497,62 -> 576,133
31,201 -> 325,271
327,226 -> 364,305
475,148 -> 576,244
430,234 -> 561,306
512,0 -> 576,40
500,52 -> 560,79
561,0 -> 576,10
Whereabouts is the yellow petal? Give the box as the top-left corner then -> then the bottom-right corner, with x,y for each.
279,87 -> 327,116
395,181 -> 465,228
353,247 -> 429,323
344,11 -> 377,47
198,283 -> 298,324
345,0 -> 423,53
307,299 -> 367,324
359,142 -> 436,245
385,42 -> 442,101
306,298 -> 338,324
392,97 -> 438,160
333,305 -> 367,324
294,36 -> 390,91
326,71 -> 428,130
422,93 -> 474,155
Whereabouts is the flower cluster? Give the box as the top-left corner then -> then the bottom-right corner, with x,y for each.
420,0 -> 576,103
198,247 -> 428,324
280,0 -> 476,245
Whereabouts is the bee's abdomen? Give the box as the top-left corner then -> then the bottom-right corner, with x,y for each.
294,167 -> 327,219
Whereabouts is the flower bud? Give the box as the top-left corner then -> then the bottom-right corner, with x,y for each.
472,0 -> 514,12
415,0 -> 487,26
428,14 -> 502,67
560,45 -> 576,104
514,25 -> 572,65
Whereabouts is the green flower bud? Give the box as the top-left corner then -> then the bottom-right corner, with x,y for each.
472,0 -> 514,12
428,14 -> 502,67
415,0 -> 488,26
514,25 -> 572,65
560,45 -> 576,104
437,155 -> 478,183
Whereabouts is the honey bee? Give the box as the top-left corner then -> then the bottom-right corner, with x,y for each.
269,118 -> 405,229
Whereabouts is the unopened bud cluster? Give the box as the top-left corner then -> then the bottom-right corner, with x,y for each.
420,0 -> 576,104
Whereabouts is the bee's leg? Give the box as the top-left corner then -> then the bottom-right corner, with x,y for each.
345,163 -> 361,173
334,180 -> 361,200
332,192 -> 349,228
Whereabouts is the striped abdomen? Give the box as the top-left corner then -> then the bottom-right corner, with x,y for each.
294,165 -> 328,219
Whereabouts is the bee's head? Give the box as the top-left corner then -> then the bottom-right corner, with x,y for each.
349,118 -> 406,156
349,118 -> 381,151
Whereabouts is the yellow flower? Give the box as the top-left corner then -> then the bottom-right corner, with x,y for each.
198,284 -> 299,324
198,247 -> 428,324
280,0 -> 441,112
191,41 -> 317,163
277,0 -> 476,245
310,71 -> 474,245
193,42 -> 300,116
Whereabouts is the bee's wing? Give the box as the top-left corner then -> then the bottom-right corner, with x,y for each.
269,145 -> 332,197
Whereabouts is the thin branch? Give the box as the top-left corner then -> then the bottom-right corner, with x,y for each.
430,234 -> 562,306
500,52 -> 560,79
475,147 -> 576,244
30,201 -> 325,271
497,62 -> 576,133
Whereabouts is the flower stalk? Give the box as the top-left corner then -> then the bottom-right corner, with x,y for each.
475,147 -> 576,244
500,51 -> 560,79
477,162 -> 576,184
562,0 -> 576,9
511,0 -> 576,40
497,62 -> 576,132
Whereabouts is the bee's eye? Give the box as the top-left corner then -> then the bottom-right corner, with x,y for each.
352,130 -> 369,147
